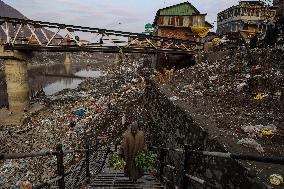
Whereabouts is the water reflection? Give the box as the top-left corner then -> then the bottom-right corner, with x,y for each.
75,70 -> 102,78
43,78 -> 82,95
43,69 -> 103,95
0,63 -> 103,106
64,62 -> 72,75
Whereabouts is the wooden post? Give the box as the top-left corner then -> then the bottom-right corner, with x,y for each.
183,145 -> 190,189
159,148 -> 167,182
56,144 -> 65,189
85,138 -> 91,184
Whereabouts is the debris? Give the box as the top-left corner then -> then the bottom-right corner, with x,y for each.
269,174 -> 283,186
169,96 -> 180,101
261,130 -> 273,136
0,55 -> 149,188
236,82 -> 247,91
241,124 -> 277,137
253,93 -> 267,100
237,138 -> 264,153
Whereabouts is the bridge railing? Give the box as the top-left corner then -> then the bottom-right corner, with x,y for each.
150,145 -> 284,189
0,138 -> 110,189
0,16 -> 204,54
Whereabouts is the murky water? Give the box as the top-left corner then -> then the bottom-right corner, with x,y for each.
0,63 -> 103,107
43,70 -> 103,95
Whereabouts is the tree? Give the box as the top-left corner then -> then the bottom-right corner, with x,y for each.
142,23 -> 154,35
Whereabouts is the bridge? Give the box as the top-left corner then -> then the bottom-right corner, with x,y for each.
0,16 -> 202,54
0,16 -> 203,114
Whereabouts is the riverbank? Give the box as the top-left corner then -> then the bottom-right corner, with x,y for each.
0,50 -> 283,188
0,54 -> 146,188
153,48 -> 284,188
0,52 -> 116,107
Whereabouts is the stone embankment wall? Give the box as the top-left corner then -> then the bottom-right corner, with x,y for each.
143,80 -> 267,189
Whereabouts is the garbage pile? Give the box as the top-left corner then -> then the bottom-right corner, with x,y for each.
153,48 -> 283,186
0,54 -> 149,189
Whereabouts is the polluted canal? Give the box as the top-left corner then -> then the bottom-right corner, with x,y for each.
0,51 -> 283,189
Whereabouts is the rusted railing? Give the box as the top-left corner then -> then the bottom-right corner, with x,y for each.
0,137 -> 110,189
151,145 -> 284,189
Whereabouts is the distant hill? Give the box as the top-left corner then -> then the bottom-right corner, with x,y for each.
0,0 -> 24,18
0,0 -> 60,44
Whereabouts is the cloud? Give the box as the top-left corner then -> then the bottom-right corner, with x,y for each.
3,0 -> 241,32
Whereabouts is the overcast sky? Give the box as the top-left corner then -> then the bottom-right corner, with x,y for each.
3,0 -> 241,32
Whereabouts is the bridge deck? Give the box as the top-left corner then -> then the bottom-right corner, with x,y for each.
2,44 -> 195,55
0,16 -> 202,55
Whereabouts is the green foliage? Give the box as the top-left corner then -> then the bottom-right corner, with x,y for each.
142,23 -> 154,35
135,151 -> 157,172
109,153 -> 126,170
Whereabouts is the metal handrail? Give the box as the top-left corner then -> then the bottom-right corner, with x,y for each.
0,147 -> 101,160
0,151 -> 58,160
185,174 -> 219,189
0,16 -> 202,44
0,137 -> 108,189
151,146 -> 284,165
190,150 -> 284,165
151,146 -> 183,153
151,144 -> 284,189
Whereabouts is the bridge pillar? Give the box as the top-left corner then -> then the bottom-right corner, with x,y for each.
64,53 -> 72,75
2,51 -> 29,113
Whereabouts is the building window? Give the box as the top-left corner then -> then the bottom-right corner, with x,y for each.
169,16 -> 175,25
256,10 -> 260,17
242,8 -> 248,16
163,16 -> 169,26
177,16 -> 184,26
159,16 -> 164,25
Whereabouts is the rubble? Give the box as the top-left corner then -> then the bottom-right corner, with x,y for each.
0,55 -> 149,188
0,47 -> 283,188
237,138 -> 265,153
153,48 -> 284,186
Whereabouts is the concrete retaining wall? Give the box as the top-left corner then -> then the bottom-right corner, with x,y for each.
143,81 -> 267,189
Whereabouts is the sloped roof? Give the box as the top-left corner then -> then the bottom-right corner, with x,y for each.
158,1 -> 200,15
153,1 -> 204,26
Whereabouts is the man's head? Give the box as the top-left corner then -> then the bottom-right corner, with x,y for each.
130,121 -> 139,135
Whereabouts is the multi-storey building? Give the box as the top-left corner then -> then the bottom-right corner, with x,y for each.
153,2 -> 212,41
217,1 -> 276,36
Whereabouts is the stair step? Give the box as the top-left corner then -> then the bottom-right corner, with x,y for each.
89,186 -> 141,189
88,146 -> 164,189
92,179 -> 129,182
90,183 -> 140,187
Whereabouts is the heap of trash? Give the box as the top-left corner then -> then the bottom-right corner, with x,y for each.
153,48 -> 283,186
0,54 -> 150,189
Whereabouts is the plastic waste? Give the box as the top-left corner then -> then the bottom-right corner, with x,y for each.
236,82 -> 247,91
254,93 -> 267,100
241,124 -> 277,137
169,96 -> 180,101
269,174 -> 283,186
20,180 -> 32,189
237,138 -> 264,153
74,108 -> 85,116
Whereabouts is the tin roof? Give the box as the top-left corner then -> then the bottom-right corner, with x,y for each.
153,1 -> 205,26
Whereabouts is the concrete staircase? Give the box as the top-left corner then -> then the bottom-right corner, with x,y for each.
89,169 -> 165,189
88,145 -> 164,189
